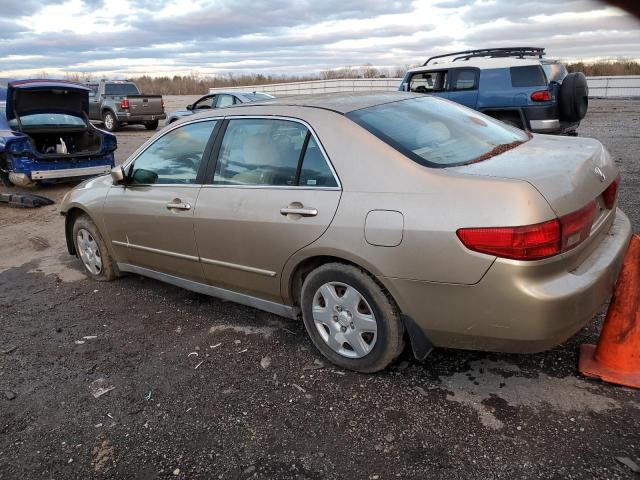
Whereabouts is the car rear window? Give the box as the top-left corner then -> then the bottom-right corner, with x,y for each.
9,113 -> 86,129
510,66 -> 547,87
244,93 -> 273,101
105,83 -> 140,96
542,63 -> 568,83
347,96 -> 528,168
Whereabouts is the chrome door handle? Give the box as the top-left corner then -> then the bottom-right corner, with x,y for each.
280,207 -> 318,217
166,202 -> 191,211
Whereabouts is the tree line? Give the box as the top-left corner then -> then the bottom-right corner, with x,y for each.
59,60 -> 640,95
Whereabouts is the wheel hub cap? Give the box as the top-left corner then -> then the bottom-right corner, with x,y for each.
311,281 -> 378,359
76,228 -> 102,276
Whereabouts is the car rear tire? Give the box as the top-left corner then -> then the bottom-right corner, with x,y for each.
300,263 -> 404,372
144,120 -> 159,130
559,72 -> 588,122
102,111 -> 120,132
6,172 -> 37,188
72,214 -> 117,282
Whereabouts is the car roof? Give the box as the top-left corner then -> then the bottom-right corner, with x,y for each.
220,91 -> 423,114
407,57 -> 541,72
211,90 -> 273,96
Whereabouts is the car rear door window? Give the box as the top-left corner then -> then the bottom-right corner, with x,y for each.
216,94 -> 235,108
129,120 -> 217,184
510,66 -> 547,87
213,118 -> 307,186
452,69 -> 478,90
298,136 -> 338,187
213,118 -> 338,188
409,71 -> 448,93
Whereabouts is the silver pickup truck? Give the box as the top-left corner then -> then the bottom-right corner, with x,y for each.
86,80 -> 166,132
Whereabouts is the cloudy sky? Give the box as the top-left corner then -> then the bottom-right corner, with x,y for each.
1,0 -> 639,78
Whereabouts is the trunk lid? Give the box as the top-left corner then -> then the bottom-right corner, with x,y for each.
6,80 -> 90,121
125,95 -> 164,116
451,134 -> 618,217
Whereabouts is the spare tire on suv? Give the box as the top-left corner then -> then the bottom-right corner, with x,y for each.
559,72 -> 588,122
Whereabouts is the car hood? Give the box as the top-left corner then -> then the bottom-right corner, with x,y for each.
170,109 -> 193,118
6,80 -> 90,121
451,134 -> 618,217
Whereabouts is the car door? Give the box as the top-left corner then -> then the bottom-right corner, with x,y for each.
448,68 -> 479,108
193,117 -> 342,303
103,119 -> 220,282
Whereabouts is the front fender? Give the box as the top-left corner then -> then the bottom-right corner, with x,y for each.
59,174 -> 113,255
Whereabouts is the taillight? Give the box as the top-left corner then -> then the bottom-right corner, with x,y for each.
120,98 -> 130,109
559,201 -> 596,251
531,90 -> 551,102
601,175 -> 620,210
457,201 -> 597,261
457,220 -> 561,260
161,98 -> 165,110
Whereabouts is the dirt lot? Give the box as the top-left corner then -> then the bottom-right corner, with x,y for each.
1,98 -> 639,479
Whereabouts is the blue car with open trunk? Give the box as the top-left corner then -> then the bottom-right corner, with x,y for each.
0,80 -> 117,187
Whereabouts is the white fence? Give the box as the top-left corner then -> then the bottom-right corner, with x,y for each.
210,75 -> 640,98
586,76 -> 640,97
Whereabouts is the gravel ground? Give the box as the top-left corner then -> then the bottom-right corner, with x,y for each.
0,98 -> 639,479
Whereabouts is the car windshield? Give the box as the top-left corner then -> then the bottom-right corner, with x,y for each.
9,113 -> 86,128
347,96 -> 529,167
243,93 -> 273,101
105,83 -> 139,96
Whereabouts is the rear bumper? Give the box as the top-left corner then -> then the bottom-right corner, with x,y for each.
117,112 -> 166,122
522,104 -> 579,133
384,209 -> 632,353
31,164 -> 112,180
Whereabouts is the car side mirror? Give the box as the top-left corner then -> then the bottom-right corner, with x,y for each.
110,165 -> 126,184
186,104 -> 193,110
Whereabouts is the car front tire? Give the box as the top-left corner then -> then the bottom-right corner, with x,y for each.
72,214 -> 117,282
300,263 -> 405,372
144,120 -> 159,130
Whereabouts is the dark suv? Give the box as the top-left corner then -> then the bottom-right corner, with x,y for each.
399,47 -> 589,134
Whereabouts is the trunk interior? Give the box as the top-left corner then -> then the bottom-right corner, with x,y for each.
28,129 -> 102,156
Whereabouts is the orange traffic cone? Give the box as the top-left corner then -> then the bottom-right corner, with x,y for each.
579,233 -> 640,388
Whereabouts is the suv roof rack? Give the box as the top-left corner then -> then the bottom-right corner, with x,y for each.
424,47 -> 545,66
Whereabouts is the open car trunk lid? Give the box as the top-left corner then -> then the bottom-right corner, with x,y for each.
6,80 -> 90,122
451,134 -> 618,218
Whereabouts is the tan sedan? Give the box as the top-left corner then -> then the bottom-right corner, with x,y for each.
60,92 -> 631,372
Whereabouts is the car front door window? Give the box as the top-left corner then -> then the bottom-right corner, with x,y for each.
193,96 -> 214,110
410,71 -> 448,93
129,120 -> 217,185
